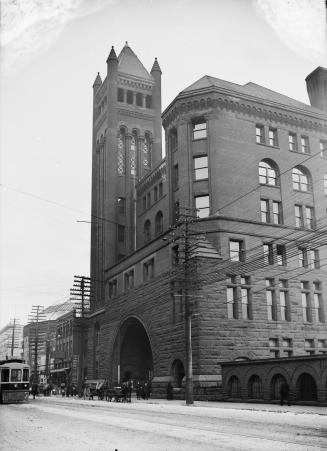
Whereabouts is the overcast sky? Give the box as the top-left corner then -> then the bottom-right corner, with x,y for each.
1,0 -> 326,329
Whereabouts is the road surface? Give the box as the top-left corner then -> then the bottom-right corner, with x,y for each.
1,396 -> 326,450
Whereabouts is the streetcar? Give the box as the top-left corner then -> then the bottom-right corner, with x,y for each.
0,358 -> 30,404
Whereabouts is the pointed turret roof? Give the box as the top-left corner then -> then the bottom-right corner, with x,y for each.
151,57 -> 162,74
118,42 -> 152,80
106,46 -> 118,63
92,72 -> 102,88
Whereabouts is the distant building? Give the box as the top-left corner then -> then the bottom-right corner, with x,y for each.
0,322 -> 23,360
23,299 -> 75,383
86,42 -> 327,403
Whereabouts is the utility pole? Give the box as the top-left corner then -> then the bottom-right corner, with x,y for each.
28,306 -> 45,384
70,275 -> 95,390
8,318 -> 22,358
170,206 -> 200,405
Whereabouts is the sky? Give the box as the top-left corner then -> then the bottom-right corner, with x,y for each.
0,0 -> 326,330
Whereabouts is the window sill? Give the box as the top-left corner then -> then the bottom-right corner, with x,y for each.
256,142 -> 280,149
259,183 -> 280,189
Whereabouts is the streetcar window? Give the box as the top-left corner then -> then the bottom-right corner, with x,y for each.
2,369 -> 9,382
11,369 -> 22,382
23,369 -> 29,381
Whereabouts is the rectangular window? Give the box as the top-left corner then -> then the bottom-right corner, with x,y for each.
173,164 -> 179,190
298,248 -> 308,268
266,279 -> 277,320
308,249 -> 319,269
260,199 -> 270,223
230,240 -> 245,262
143,258 -> 155,282
313,282 -> 324,323
240,276 -> 252,320
117,225 -> 125,243
269,338 -> 279,358
295,205 -> 304,228
305,206 -> 314,229
194,156 -> 208,180
195,195 -> 210,218
276,245 -> 286,266
305,339 -> 315,355
263,243 -> 274,265
256,125 -> 265,144
159,182 -> 163,198
227,286 -> 238,319
124,269 -> 134,291
142,196 -> 146,211
320,139 -> 327,158
324,174 -> 327,195
154,186 -> 158,202
172,245 -> 179,266
268,128 -> 278,146
301,281 -> 311,322
147,192 -> 151,208
318,339 -> 326,354
117,197 -> 126,214
288,132 -> 297,151
300,135 -> 310,153
174,201 -> 180,223
109,279 -> 117,298
279,280 -> 290,321
272,201 -> 282,225
192,121 -> 207,140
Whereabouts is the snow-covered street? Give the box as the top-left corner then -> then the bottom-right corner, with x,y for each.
1,396 -> 326,451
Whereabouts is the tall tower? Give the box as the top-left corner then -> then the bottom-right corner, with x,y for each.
90,43 -> 162,303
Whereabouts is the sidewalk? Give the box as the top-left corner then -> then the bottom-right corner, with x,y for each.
34,394 -> 327,416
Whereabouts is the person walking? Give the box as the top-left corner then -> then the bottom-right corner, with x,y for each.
279,382 -> 290,406
167,381 -> 173,400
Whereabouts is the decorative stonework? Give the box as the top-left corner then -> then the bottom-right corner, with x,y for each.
117,133 -> 125,175
118,108 -> 154,120
162,93 -> 327,134
137,160 -> 166,195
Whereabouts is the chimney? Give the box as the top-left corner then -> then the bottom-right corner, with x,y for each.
305,66 -> 327,112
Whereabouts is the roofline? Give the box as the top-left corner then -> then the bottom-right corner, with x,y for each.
305,66 -> 327,81
162,84 -> 327,124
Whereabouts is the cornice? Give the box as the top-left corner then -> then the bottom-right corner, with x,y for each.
118,107 -> 155,121
118,76 -> 153,92
136,160 -> 167,195
162,90 -> 327,133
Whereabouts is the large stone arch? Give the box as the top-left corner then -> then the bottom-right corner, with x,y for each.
111,316 -> 154,385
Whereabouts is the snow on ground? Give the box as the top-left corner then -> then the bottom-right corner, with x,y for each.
1,396 -> 326,451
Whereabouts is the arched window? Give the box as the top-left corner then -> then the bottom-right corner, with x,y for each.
145,95 -> 152,108
143,133 -> 152,169
155,211 -> 163,236
248,375 -> 263,399
171,359 -> 185,388
117,129 -> 126,175
292,166 -> 311,192
270,374 -> 287,400
296,373 -> 317,401
227,376 -> 241,398
259,160 -> 278,186
144,220 -> 151,243
136,93 -> 143,107
130,132 -> 138,176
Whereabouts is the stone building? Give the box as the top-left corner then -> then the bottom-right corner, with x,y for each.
87,42 -> 327,403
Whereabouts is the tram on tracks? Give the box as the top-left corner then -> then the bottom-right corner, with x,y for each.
0,358 -> 30,404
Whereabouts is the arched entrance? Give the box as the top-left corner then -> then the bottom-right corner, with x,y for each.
171,359 -> 185,388
113,318 -> 153,384
270,374 -> 287,400
297,373 -> 317,401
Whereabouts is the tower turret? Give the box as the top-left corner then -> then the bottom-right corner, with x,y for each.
305,66 -> 327,112
151,58 -> 163,167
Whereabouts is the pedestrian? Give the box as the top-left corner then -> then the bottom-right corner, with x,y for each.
279,382 -> 290,406
167,381 -> 173,400
32,382 -> 38,399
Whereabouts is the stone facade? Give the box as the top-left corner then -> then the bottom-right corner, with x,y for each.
87,44 -> 327,402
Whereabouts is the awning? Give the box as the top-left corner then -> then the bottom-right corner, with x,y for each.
50,367 -> 71,373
